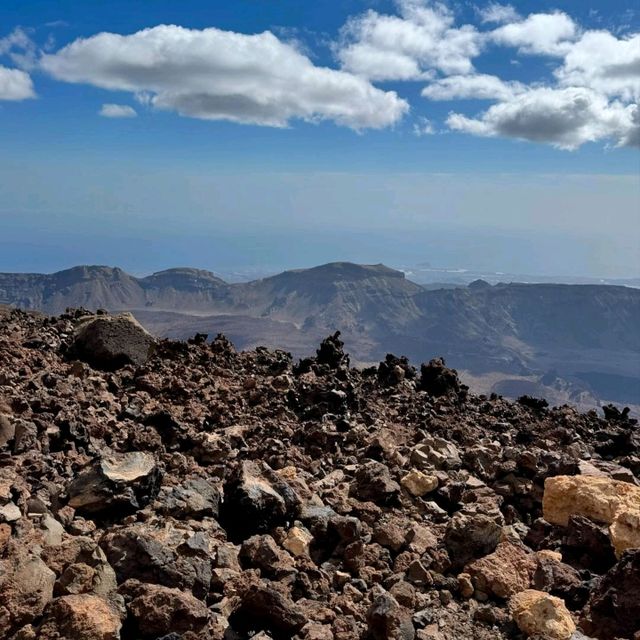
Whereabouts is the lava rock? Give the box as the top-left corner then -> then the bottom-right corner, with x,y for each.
580,549 -> 640,640
120,580 -> 210,638
37,594 -> 122,640
70,313 -> 156,370
221,461 -> 302,541
419,357 -> 467,399
366,591 -> 415,640
444,512 -> 502,570
229,583 -> 307,638
351,461 -> 401,506
465,541 -> 537,599
67,452 -> 162,518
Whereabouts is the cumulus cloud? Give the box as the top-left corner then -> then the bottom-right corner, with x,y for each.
477,3 -> 520,25
446,87 -> 639,149
99,103 -> 137,118
337,0 -> 482,80
40,25 -> 408,129
422,73 -> 524,100
490,12 -> 578,56
0,65 -> 35,100
555,31 -> 640,101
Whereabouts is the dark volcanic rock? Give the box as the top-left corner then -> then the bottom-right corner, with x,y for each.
221,460 -> 301,541
66,452 -> 162,519
70,313 -> 156,370
100,525 -> 212,598
419,357 -> 468,400
580,549 -> 640,640
120,580 -> 210,638
352,460 -> 401,506
445,513 -> 502,570
229,583 -> 307,638
367,592 -> 415,640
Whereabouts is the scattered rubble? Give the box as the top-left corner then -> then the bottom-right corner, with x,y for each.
0,307 -> 638,639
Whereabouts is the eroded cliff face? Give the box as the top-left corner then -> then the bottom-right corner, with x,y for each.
0,307 -> 638,640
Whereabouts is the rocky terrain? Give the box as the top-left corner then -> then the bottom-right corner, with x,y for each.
0,307 -> 639,640
1,263 -> 639,410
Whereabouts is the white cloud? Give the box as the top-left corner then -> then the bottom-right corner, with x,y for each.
555,31 -> 640,101
40,25 -> 408,130
447,87 -> 639,149
0,64 -> 35,100
422,73 -> 525,100
337,0 -> 482,80
99,103 -> 137,118
491,12 -> 578,56
477,3 -> 520,25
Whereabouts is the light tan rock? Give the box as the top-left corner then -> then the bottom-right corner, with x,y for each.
509,589 -> 576,640
283,526 -> 313,556
401,470 -> 438,497
536,550 -> 562,563
610,505 -> 640,558
543,475 -> 640,527
0,502 -> 21,522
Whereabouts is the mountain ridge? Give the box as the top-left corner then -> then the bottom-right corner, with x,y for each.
1,262 -> 639,408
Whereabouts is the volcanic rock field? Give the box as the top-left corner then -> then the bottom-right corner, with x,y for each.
0,307 -> 638,640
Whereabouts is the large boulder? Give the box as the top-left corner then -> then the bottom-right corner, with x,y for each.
543,475 -> 640,527
100,524 -> 212,598
543,475 -> 640,558
67,452 -> 162,519
366,592 -> 415,640
351,461 -> 401,506
419,357 -> 467,399
229,582 -> 307,637
71,313 -> 156,370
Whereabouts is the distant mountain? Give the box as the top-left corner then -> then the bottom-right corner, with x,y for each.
1,262 -> 639,408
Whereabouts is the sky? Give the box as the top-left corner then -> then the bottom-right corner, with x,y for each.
0,0 -> 639,277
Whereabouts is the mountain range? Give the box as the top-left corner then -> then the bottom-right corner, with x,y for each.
1,262 -> 639,409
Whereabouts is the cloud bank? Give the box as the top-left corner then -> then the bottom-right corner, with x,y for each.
2,2 -> 637,148
41,25 -> 407,130
336,0 -> 639,149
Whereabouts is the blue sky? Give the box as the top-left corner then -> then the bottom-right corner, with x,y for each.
0,1 -> 638,276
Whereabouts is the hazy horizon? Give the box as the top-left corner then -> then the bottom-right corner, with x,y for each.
1,1 -> 639,278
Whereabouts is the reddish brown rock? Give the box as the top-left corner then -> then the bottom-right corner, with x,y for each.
121,580 -> 210,638
465,541 -> 537,599
37,594 -> 122,640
